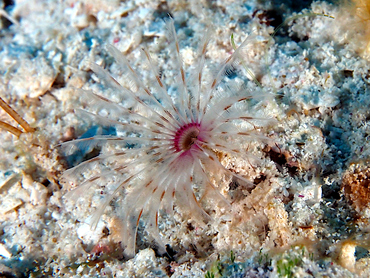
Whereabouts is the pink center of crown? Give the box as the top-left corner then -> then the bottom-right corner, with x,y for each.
173,122 -> 201,152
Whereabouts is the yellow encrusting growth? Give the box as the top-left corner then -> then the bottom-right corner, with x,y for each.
339,0 -> 370,57
353,0 -> 370,54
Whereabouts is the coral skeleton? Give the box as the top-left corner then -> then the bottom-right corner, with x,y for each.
62,18 -> 273,257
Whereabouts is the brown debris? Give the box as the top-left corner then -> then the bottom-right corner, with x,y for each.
342,163 -> 370,215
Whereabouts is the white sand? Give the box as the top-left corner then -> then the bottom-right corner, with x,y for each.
0,0 -> 369,277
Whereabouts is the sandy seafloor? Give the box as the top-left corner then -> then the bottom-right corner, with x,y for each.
1,0 -> 370,277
